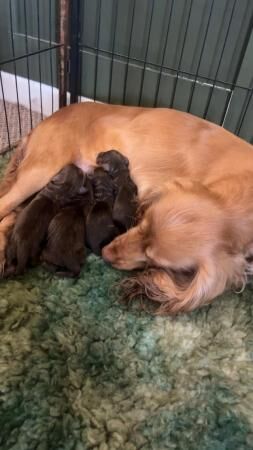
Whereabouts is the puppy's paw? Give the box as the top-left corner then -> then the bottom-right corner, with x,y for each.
0,252 -> 6,276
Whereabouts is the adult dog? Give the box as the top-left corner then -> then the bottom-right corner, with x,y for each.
0,102 -> 253,314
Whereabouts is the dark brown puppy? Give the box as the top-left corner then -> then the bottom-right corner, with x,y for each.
86,167 -> 120,256
96,150 -> 138,231
6,165 -> 86,275
41,180 -> 93,277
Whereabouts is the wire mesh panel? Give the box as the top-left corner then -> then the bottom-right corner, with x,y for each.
0,0 -> 61,151
0,0 -> 252,148
71,0 -> 253,143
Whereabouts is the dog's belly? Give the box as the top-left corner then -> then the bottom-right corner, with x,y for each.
74,157 -> 95,174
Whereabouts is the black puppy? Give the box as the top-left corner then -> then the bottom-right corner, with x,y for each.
86,167 -> 120,256
6,165 -> 86,275
41,179 -> 93,277
96,150 -> 138,231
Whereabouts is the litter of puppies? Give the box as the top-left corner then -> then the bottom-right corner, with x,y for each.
3,150 -> 138,278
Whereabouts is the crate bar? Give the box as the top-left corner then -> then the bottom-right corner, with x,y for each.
36,0 -> 43,119
170,0 -> 194,108
69,0 -> 81,103
58,0 -> 70,107
93,0 -> 102,101
203,0 -> 238,119
78,0 -> 85,103
0,71 -> 11,150
49,0 -> 54,113
0,45 -> 62,66
108,0 -> 119,103
153,0 -> 174,107
221,10 -> 253,126
122,0 -> 137,105
23,0 -> 33,129
236,88 -> 253,135
9,0 -> 22,136
138,0 -> 155,106
186,0 -> 215,113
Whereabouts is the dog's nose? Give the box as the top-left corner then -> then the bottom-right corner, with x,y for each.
102,244 -> 114,262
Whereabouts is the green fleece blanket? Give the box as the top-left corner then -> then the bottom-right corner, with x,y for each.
0,152 -> 253,450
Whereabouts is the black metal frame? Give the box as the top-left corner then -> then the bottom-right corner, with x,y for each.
0,0 -> 63,151
0,0 -> 253,152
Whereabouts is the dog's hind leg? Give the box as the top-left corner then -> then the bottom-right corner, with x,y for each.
0,136 -> 28,198
0,152 -> 71,219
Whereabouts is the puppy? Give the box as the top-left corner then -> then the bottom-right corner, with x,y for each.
86,167 -> 120,256
96,150 -> 138,231
6,165 -> 86,275
41,180 -> 93,277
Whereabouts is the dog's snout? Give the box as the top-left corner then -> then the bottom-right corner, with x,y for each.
102,244 -> 115,263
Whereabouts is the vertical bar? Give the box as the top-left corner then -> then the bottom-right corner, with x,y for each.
69,0 -> 81,104
138,0 -> 155,106
58,0 -> 70,107
220,11 -> 253,126
49,0 -> 54,113
9,0 -> 22,136
23,0 -> 33,129
153,0 -> 174,107
36,0 -> 43,119
122,0 -> 136,105
93,0 -> 102,102
186,0 -> 215,113
170,0 -> 194,108
108,0 -> 119,103
236,88 -> 253,135
78,0 -> 85,103
203,0 -> 237,119
0,71 -> 11,150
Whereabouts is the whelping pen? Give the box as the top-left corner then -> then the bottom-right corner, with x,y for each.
0,0 -> 252,153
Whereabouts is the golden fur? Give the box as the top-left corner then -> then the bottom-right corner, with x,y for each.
0,102 -> 253,314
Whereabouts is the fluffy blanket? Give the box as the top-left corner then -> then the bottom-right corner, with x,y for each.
0,153 -> 252,450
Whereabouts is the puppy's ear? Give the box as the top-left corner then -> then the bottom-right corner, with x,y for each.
121,154 -> 129,168
96,152 -> 106,164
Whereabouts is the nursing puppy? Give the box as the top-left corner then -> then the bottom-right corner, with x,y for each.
41,179 -> 93,277
6,165 -> 86,275
86,167 -> 119,255
96,150 -> 138,231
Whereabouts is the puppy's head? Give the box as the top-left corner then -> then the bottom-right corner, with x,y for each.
96,149 -> 129,177
90,167 -> 114,203
50,164 -> 87,199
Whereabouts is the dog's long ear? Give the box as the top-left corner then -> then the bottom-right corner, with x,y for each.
120,253 -> 246,315
137,186 -> 166,220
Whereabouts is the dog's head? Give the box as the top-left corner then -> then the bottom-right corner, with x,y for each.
102,180 -> 245,314
103,182 -> 226,270
96,149 -> 129,177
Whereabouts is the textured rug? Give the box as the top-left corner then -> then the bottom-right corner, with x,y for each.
0,100 -> 41,152
0,152 -> 253,450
